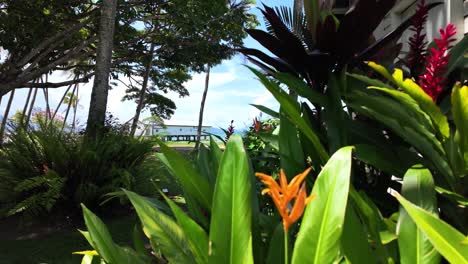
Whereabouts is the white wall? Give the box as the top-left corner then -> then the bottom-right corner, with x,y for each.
149,125 -> 210,136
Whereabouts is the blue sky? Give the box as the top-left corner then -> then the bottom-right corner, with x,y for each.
0,0 -> 286,131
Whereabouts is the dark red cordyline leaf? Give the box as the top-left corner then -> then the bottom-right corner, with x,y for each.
418,23 -> 457,101
407,0 -> 429,76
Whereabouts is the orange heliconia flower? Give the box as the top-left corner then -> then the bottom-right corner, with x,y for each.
256,167 -> 316,232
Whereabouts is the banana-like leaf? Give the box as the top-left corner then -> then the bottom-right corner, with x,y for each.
124,190 -> 195,263
81,204 -> 147,264
155,139 -> 211,210
349,189 -> 391,263
196,143 -> 216,189
292,146 -> 353,264
73,251 -> 97,264
348,90 -> 456,190
446,35 -> 468,75
208,135 -> 253,264
341,202 -> 376,264
162,192 -> 209,264
397,166 -> 440,264
266,223 -> 288,264
451,83 -> 468,165
279,108 -> 305,178
323,71 -> 347,153
435,186 -> 468,207
274,72 -> 327,106
133,224 -> 150,258
251,104 -> 280,118
392,190 -> 468,264
250,67 -> 328,163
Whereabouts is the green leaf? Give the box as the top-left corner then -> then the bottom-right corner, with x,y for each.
208,135 -> 253,264
397,79 -> 450,138
162,192 -> 209,264
266,223 -> 288,264
435,186 -> 468,207
250,67 -> 328,163
155,139 -> 211,210
392,190 -> 468,264
209,136 -> 223,175
451,83 -> 468,164
132,224 -> 150,259
81,204 -> 146,264
323,71 -> 347,153
355,144 -> 407,176
348,90 -> 456,190
349,189 -> 390,263
124,190 -> 195,263
292,146 -> 354,264
196,143 -> 217,189
341,203 -> 376,264
279,109 -> 305,178
347,73 -> 392,89
446,35 -> 468,75
274,72 -> 327,106
367,61 -> 397,85
251,104 -> 280,118
304,0 -> 319,42
397,166 -> 440,264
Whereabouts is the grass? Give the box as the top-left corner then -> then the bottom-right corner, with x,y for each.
165,140 -> 224,148
0,215 -> 137,264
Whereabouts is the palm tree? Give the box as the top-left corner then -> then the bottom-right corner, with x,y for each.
62,84 -> 79,131
196,66 -> 211,144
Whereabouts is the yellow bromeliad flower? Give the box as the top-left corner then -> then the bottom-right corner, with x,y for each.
256,167 -> 315,232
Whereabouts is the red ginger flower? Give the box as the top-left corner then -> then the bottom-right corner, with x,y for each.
418,24 -> 456,101
253,117 -> 261,132
407,0 -> 428,75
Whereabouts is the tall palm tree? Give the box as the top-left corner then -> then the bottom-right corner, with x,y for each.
63,84 -> 82,130
196,66 -> 211,144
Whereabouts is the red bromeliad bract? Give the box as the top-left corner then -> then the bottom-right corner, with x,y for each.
418,23 -> 456,101
407,0 -> 428,75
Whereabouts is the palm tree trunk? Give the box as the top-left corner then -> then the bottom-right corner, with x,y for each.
25,88 -> 38,127
196,66 -> 210,144
0,90 -> 16,145
130,42 -> 155,137
20,88 -> 33,127
86,0 -> 118,138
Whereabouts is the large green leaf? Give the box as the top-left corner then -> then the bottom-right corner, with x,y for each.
397,166 -> 440,264
251,104 -> 280,118
124,190 -> 195,263
349,189 -> 391,263
274,72 -> 327,106
155,140 -> 211,210
292,146 -> 353,264
81,205 -> 147,264
451,83 -> 468,165
208,135 -> 253,264
162,193 -> 209,264
446,35 -> 468,75
323,71 -> 347,153
266,223 -> 288,264
196,143 -> 216,189
341,202 -> 376,264
279,108 -> 305,178
355,144 -> 407,176
392,191 -> 468,264
396,78 -> 449,138
348,90 -> 456,190
250,67 -> 328,163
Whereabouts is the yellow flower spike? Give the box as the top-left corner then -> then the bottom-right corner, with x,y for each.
255,167 -> 315,232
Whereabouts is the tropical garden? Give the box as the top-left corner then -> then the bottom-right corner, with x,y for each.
0,0 -> 467,263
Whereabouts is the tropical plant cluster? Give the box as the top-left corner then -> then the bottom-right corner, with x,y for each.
0,119 -> 161,220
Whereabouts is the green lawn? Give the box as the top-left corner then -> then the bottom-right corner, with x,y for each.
165,140 -> 224,148
0,215 -> 136,264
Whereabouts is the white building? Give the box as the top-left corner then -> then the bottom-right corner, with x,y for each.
373,0 -> 466,43
145,124 -> 212,141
